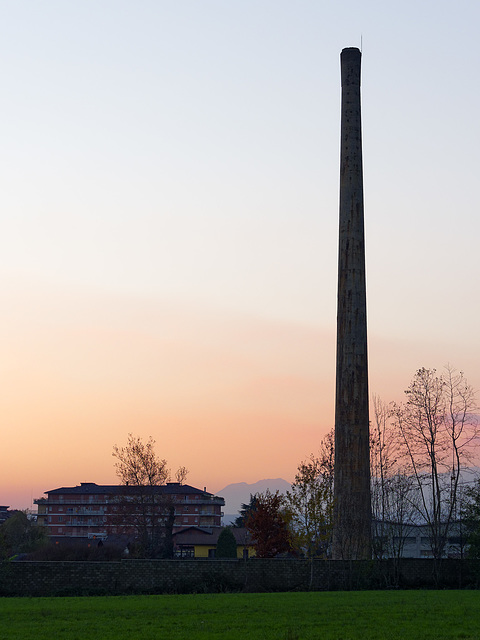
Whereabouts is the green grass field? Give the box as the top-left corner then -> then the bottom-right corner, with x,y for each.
1,590 -> 480,640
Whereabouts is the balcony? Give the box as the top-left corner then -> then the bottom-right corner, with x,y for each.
65,519 -> 106,527
68,508 -> 106,515
179,497 -> 225,505
46,499 -> 110,505
49,532 -> 103,539
47,508 -> 106,516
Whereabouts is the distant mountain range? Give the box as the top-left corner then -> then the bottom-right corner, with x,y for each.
216,478 -> 291,525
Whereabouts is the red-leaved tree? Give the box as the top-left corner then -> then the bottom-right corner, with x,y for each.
245,489 -> 293,558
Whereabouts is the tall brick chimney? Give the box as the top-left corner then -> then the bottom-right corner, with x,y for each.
332,47 -> 371,560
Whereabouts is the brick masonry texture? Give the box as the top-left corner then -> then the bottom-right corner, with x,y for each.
2,559 -> 480,596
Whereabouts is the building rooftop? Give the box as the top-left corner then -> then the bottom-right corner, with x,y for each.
43,482 -> 224,502
173,526 -> 251,546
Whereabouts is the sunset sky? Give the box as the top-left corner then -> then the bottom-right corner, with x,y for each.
2,1 -> 480,510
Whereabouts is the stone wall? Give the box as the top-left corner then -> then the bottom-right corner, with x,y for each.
1,558 -> 480,597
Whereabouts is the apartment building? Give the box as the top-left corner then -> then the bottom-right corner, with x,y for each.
0,505 -> 12,525
35,482 -> 224,540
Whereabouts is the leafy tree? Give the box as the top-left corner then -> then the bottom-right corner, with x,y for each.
245,490 -> 293,558
0,511 -> 47,559
233,494 -> 258,528
393,366 -> 478,559
112,433 -> 188,558
460,480 -> 480,558
287,429 -> 334,558
216,527 -> 237,558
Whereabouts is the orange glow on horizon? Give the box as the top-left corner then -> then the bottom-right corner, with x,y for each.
2,284 -> 479,511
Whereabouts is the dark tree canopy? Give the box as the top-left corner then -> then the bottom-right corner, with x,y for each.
215,527 -> 237,558
233,494 -> 258,528
461,480 -> 480,558
0,511 -> 47,559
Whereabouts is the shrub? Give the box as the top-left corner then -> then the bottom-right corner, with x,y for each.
215,527 -> 237,558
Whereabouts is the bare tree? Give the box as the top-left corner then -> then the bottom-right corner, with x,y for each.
393,366 -> 478,559
382,471 -> 421,560
370,395 -> 396,558
370,396 -> 420,560
175,466 -> 189,485
443,366 -> 478,521
113,434 -> 171,488
112,434 -> 187,558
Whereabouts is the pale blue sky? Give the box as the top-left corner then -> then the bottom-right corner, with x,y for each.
1,1 -> 477,318
1,1 -> 479,507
